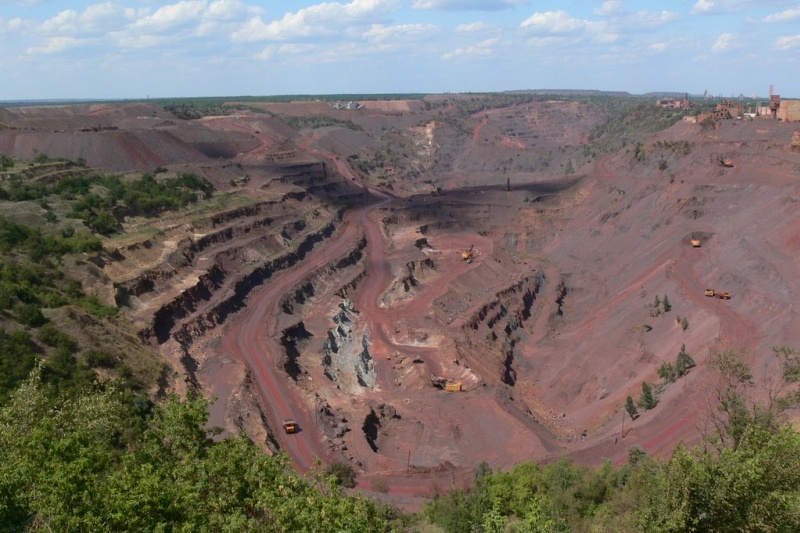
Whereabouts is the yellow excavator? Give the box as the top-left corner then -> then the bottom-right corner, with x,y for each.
461,245 -> 475,263
691,237 -> 701,248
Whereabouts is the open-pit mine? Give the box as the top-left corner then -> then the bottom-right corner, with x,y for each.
2,95 -> 800,503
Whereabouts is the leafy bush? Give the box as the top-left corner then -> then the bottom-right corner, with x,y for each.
15,303 -> 47,327
0,328 -> 37,398
37,324 -> 77,353
83,350 -> 117,369
327,461 -> 357,488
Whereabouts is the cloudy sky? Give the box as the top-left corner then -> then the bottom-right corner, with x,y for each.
1,0 -> 798,100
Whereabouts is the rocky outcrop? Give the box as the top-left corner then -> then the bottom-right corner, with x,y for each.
463,275 -> 541,331
280,321 -> 312,380
280,235 -> 367,316
459,274 -> 544,386
362,403 -> 400,453
149,221 -> 338,346
321,300 -> 375,392
381,258 -> 436,307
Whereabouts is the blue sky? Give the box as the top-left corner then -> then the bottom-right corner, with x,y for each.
1,0 -> 798,100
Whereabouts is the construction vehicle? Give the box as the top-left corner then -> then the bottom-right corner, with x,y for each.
282,419 -> 298,434
461,245 -> 474,263
716,291 -> 731,300
704,289 -> 715,297
691,237 -> 701,248
720,158 -> 734,168
444,382 -> 463,392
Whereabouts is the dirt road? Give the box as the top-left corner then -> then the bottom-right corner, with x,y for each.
219,191 -> 391,470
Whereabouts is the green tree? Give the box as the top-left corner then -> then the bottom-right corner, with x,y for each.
0,368 -> 390,532
90,209 -> 119,235
625,395 -> 639,419
658,361 -> 677,383
639,382 -> 658,410
662,294 -> 671,312
675,343 -> 695,377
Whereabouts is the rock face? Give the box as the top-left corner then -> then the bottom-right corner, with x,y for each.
362,403 -> 400,453
322,300 -> 375,392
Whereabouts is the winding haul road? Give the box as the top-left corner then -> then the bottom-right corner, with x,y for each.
220,186 -> 391,470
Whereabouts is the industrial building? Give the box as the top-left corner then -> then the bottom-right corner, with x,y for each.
778,100 -> 800,122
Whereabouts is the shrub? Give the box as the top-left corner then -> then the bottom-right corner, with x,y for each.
16,303 -> 47,327
37,324 -> 77,353
326,461 -> 357,488
658,361 -> 677,383
83,350 -> 117,369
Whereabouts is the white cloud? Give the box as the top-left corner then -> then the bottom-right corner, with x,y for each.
711,32 -> 736,51
26,36 -> 85,54
594,1 -> 624,16
414,0 -> 527,10
627,10 -> 678,28
255,45 -> 276,60
0,17 -> 26,34
40,3 -> 138,34
649,42 -> 667,51
775,34 -> 800,49
692,0 -> 715,13
520,11 -> 590,33
133,1 -> 206,32
109,31 -> 169,49
232,0 -> 399,42
525,35 -> 580,48
456,21 -> 491,33
763,8 -> 800,23
208,0 -> 263,20
363,23 -> 437,44
278,43 -> 316,55
442,37 -> 498,59
690,0 -> 790,15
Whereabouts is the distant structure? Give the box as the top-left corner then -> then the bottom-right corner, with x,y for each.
792,129 -> 800,153
769,85 -> 781,119
329,101 -> 363,110
656,94 -> 693,109
710,99 -> 744,120
778,100 -> 800,122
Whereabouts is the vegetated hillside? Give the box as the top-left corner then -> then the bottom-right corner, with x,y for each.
2,95 -> 800,529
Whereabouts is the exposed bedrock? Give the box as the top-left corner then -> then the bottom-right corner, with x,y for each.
148,221 -> 338,346
463,274 -> 541,332
280,235 -> 368,316
227,369 -> 281,454
322,300 -> 375,392
280,321 -> 312,380
555,278 -> 568,317
400,257 -> 436,291
381,257 -> 437,306
116,215 -> 281,301
149,264 -> 226,343
362,403 -> 400,453
459,273 -> 544,385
